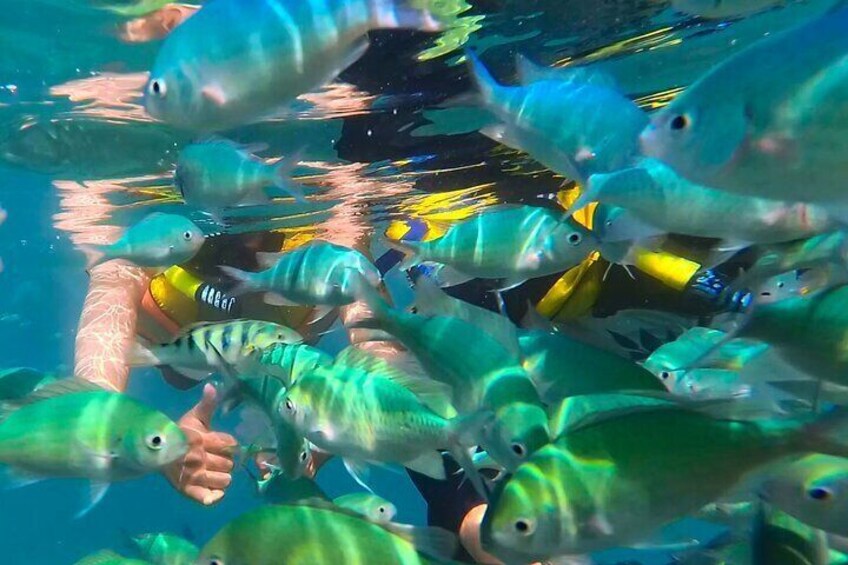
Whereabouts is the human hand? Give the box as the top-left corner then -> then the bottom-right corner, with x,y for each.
164,383 -> 238,505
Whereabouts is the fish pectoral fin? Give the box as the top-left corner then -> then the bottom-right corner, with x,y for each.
403,451 -> 446,480
201,84 -> 229,107
381,523 -> 459,563
263,292 -> 299,307
342,458 -> 374,493
0,468 -> 45,490
429,264 -> 474,288
76,481 -> 110,519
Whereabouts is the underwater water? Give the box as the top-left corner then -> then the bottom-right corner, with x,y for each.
1,0 -> 848,563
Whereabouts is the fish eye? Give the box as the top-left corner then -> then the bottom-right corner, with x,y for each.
510,442 -> 526,457
513,518 -> 535,536
145,434 -> 164,450
669,114 -> 690,131
284,398 -> 295,412
567,232 -> 583,246
183,231 -> 193,240
808,487 -> 833,501
777,281 -> 785,289
299,450 -> 308,462
208,558 -> 224,565
378,506 -> 386,513
660,371 -> 671,380
149,79 -> 166,98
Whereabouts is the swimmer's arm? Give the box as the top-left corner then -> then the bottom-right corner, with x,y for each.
73,263 -> 151,391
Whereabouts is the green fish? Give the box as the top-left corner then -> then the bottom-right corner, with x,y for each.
760,454 -> 848,537
129,319 -> 303,388
175,140 -> 306,219
518,329 -> 664,404
78,212 -> 205,270
750,503 -> 829,565
257,470 -> 328,505
352,280 -> 550,472
278,346 -> 487,495
226,373 -> 313,480
144,0 -> 441,131
0,380 -> 187,516
334,492 -> 397,523
577,158 -> 832,246
253,342 -> 334,388
641,4 -> 848,211
197,502 -> 458,564
132,532 -> 198,565
388,205 -> 595,289
733,231 -> 848,295
0,367 -> 58,401
482,400 -> 848,562
732,285 -> 848,387
74,550 -> 153,565
466,50 -> 648,186
220,240 -> 382,318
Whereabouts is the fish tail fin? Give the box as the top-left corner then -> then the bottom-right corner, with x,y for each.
567,175 -> 605,218
270,151 -> 308,204
219,265 -> 259,296
368,0 -> 443,32
126,340 -> 160,368
78,244 -> 109,270
447,411 -> 494,502
465,48 -> 504,106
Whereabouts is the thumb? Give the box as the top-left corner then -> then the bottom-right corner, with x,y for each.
190,383 -> 219,428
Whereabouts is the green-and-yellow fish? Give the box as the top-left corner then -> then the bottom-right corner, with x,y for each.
0,380 -> 187,515
132,532 -> 198,565
334,493 -> 397,523
220,240 -> 382,317
144,0 -> 441,131
482,399 -> 848,562
277,346 -> 487,495
128,319 -> 303,388
257,469 -> 328,505
78,212 -> 205,271
196,502 -> 458,564
389,205 -> 595,289
73,550 -> 154,565
253,342 -> 334,388
760,454 -> 848,537
352,279 -> 550,472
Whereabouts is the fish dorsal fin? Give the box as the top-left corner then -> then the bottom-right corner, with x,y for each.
334,347 -> 456,418
73,550 -> 132,565
413,276 -> 521,360
6,377 -> 106,408
550,392 -> 680,438
291,498 -> 458,559
515,53 -> 619,90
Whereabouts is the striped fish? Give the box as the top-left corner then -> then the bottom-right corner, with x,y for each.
197,502 -> 458,564
466,50 -> 647,186
388,205 -> 596,290
255,342 -> 334,387
129,319 -> 303,387
144,0 -> 442,131
220,240 -> 382,314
